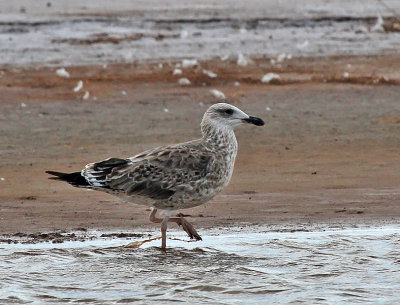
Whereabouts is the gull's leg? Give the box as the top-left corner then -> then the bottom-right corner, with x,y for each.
148,208 -> 202,243
161,211 -> 173,250
149,208 -> 163,223
149,208 -> 172,250
161,214 -> 169,250
168,216 -> 202,241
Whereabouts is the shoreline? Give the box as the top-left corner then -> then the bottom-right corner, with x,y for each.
1,187 -> 399,237
1,216 -> 399,245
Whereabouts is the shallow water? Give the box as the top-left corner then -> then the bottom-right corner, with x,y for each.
1,0 -> 400,66
1,226 -> 399,304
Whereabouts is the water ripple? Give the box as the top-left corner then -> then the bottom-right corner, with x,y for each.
0,226 -> 399,304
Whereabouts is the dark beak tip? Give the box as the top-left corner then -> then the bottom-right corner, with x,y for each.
254,118 -> 265,126
244,116 -> 265,126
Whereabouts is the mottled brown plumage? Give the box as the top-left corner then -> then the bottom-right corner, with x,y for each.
46,103 -> 264,249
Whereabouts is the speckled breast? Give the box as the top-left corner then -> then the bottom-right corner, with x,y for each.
160,141 -> 238,210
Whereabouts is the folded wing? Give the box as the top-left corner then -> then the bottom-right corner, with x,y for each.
82,141 -> 213,201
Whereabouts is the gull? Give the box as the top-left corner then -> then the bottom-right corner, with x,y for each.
46,103 -> 264,250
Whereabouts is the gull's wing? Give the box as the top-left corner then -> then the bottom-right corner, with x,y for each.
82,140 -> 213,200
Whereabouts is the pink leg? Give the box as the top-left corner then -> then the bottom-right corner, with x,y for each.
160,214 -> 169,250
168,217 -> 202,241
149,209 -> 202,249
149,209 -> 171,250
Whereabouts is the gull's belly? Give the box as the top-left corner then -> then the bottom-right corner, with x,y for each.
118,171 -> 231,210
161,179 -> 227,210
120,168 -> 233,210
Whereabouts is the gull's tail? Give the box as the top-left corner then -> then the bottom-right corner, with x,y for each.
45,171 -> 91,188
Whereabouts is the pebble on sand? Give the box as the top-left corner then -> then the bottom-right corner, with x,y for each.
237,53 -> 250,67
210,89 -> 226,99
182,59 -> 198,68
173,68 -> 183,75
277,53 -> 292,63
56,68 -> 70,78
203,69 -> 217,78
261,73 -> 281,83
178,78 -> 191,86
83,91 -> 90,100
73,80 -> 83,92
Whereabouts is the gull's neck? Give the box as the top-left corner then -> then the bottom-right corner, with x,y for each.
201,119 -> 238,151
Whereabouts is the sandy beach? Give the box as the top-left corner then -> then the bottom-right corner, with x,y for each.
1,54 -> 400,238
1,0 -> 400,238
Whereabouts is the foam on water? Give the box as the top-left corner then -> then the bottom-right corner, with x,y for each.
1,225 -> 399,304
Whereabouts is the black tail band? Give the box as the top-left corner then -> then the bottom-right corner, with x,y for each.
46,171 -> 90,188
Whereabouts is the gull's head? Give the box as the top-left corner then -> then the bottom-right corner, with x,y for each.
202,103 -> 264,131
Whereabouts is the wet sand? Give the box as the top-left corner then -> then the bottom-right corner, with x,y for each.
1,55 -> 400,237
2,0 -> 400,66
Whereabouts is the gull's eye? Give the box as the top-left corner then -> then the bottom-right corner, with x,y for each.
224,109 -> 234,115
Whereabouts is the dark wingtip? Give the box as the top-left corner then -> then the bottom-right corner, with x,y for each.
46,170 -> 67,178
46,170 -> 90,187
243,116 -> 265,126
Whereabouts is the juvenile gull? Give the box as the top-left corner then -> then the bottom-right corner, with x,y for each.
46,103 -> 264,249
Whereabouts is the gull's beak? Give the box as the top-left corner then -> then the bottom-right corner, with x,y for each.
242,116 -> 265,126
